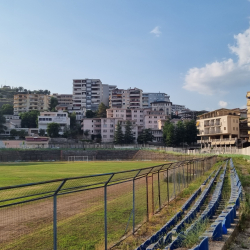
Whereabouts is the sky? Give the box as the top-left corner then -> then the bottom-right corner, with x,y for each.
0,0 -> 250,111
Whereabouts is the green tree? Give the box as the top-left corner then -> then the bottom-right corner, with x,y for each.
38,129 -> 46,136
20,110 -> 40,128
69,112 -> 77,129
137,129 -> 154,144
184,120 -> 198,145
86,110 -> 96,118
123,121 -> 134,144
47,122 -> 60,138
163,120 -> 175,146
0,104 -> 13,115
17,129 -> 28,139
114,121 -> 124,144
175,121 -> 185,146
96,103 -> 107,118
10,129 -> 18,136
0,113 -> 6,133
49,97 -> 58,111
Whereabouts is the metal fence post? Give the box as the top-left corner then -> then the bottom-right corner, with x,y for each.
104,174 -> 114,250
133,170 -> 141,234
152,173 -> 154,215
146,174 -> 149,221
167,168 -> 169,204
53,180 -> 67,250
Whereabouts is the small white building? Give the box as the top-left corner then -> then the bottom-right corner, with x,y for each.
38,111 -> 70,135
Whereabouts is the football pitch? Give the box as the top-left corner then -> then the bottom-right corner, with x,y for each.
0,160 -> 168,187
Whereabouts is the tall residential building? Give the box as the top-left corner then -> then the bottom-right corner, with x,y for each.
197,108 -> 240,148
14,94 -> 50,115
72,79 -> 116,121
109,88 -> 142,109
142,93 -> 170,108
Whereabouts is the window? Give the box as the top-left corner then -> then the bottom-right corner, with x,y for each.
154,116 -> 157,118
103,124 -> 107,128
134,115 -> 137,118
103,135 -> 107,138
110,135 -> 113,138
233,119 -> 235,123
110,124 -> 113,127
236,127 -> 238,131
233,127 -> 235,130
103,130 -> 107,132
154,121 -> 157,123
110,129 -> 113,132
224,127 -> 226,130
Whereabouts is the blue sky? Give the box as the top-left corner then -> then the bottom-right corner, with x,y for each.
0,0 -> 250,110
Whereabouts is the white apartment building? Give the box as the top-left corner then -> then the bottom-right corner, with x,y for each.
197,109 -> 240,147
109,88 -> 142,109
82,118 -> 138,143
38,111 -> 70,135
142,93 -> 170,108
14,94 -> 51,115
72,79 -> 116,121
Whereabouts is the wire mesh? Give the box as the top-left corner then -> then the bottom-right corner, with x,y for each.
0,156 -> 217,250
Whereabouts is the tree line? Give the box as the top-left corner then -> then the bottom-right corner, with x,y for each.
163,120 -> 197,146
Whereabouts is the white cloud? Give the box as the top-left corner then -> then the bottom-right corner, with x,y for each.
219,101 -> 228,108
150,26 -> 161,37
183,26 -> 250,95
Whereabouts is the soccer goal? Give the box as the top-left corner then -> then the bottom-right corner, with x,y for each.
68,156 -> 88,162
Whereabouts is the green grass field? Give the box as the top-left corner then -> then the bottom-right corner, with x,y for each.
0,161 -> 168,187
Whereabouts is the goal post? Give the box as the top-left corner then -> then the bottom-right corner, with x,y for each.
68,156 -> 88,162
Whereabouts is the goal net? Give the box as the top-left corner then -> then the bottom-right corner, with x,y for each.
68,156 -> 88,162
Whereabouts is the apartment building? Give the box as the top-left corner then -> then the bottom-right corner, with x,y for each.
14,94 -> 50,115
172,104 -> 185,115
142,93 -> 170,108
52,93 -> 72,105
109,88 -> 142,109
197,109 -> 240,147
82,118 -> 138,143
38,111 -> 70,135
72,79 -> 116,121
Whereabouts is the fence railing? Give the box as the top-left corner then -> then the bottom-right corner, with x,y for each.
0,156 -> 217,250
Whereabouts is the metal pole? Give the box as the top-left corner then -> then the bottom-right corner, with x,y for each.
104,174 -> 114,250
53,180 -> 67,250
167,169 -> 169,205
146,175 -> 149,221
152,173 -> 154,215
158,170 -> 161,209
133,170 -> 141,234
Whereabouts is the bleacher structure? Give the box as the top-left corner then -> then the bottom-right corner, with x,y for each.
135,158 -> 243,250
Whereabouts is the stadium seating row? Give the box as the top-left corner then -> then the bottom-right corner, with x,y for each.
136,166 -> 221,250
163,164 -> 226,250
187,159 -> 242,250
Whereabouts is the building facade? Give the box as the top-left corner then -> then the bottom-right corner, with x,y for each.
172,104 -> 186,115
142,93 -> 170,108
82,117 -> 138,143
197,109 -> 240,147
38,111 -> 70,135
72,79 -> 116,121
109,88 -> 142,109
14,94 -> 50,115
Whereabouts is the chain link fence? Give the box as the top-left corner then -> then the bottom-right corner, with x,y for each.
0,156 -> 217,250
